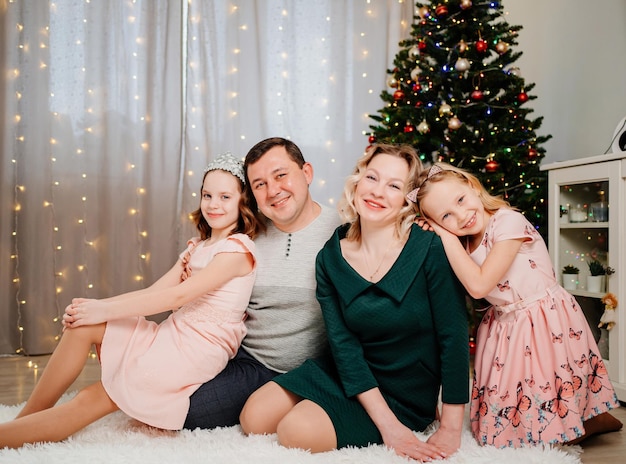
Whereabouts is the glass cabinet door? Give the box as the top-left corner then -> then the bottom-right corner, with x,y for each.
546,158 -> 621,376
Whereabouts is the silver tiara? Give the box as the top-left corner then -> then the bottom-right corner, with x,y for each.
204,152 -> 245,184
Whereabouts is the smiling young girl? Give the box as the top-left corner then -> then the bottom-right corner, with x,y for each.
409,162 -> 621,448
0,153 -> 259,448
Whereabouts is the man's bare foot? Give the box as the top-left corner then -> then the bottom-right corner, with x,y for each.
566,412 -> 623,445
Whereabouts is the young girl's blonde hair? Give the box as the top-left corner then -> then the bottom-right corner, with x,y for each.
338,143 -> 422,242
412,162 -> 512,219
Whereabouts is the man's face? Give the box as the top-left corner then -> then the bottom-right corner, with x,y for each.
246,145 -> 313,232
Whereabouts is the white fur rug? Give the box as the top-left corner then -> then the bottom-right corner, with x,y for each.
0,394 -> 582,464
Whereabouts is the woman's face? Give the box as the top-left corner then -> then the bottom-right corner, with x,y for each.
354,153 -> 409,228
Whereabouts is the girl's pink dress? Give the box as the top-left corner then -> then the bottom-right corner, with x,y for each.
99,233 -> 255,430
469,209 -> 619,448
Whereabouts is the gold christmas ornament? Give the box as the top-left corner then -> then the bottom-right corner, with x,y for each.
495,41 -> 509,54
454,58 -> 470,72
448,117 -> 462,130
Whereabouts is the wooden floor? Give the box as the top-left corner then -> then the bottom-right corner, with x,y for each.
0,354 -> 625,462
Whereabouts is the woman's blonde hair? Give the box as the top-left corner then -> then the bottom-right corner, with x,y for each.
412,162 -> 512,219
338,143 -> 422,241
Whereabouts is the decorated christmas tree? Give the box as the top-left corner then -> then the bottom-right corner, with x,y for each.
368,0 -> 551,238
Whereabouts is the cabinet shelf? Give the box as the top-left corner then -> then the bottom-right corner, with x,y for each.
569,289 -> 606,299
559,222 -> 608,229
542,154 -> 626,402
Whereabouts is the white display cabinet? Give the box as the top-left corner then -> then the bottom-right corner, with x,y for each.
542,153 -> 626,401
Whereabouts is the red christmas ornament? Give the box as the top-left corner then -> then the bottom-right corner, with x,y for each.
469,339 -> 476,356
518,92 -> 529,103
404,123 -> 415,133
435,4 -> 449,17
471,89 -> 484,101
475,39 -> 488,53
485,159 -> 499,172
393,89 -> 405,101
417,40 -> 427,51
528,147 -> 538,160
368,135 -> 376,144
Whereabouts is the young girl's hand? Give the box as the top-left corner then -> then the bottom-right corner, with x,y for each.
415,217 -> 434,232
63,298 -> 109,328
427,219 -> 457,241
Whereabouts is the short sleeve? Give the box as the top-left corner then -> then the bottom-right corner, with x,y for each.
491,209 -> 539,245
217,233 -> 256,259
179,237 -> 202,261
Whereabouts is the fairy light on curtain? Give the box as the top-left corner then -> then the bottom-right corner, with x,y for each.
12,153 -> 25,355
176,0 -> 190,227
127,1 -> 148,288
11,18 -> 27,355
48,4 -> 90,346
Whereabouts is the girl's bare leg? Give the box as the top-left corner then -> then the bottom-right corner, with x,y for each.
0,381 -> 118,448
16,323 -> 106,419
240,381 -> 300,435
277,399 -> 337,453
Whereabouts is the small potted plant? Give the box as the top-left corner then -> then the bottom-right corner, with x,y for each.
562,264 -> 579,291
587,259 -> 605,276
587,260 -> 610,293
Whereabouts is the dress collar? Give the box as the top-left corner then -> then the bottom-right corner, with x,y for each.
323,223 -> 435,306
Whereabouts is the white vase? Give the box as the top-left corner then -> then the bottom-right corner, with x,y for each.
562,273 -> 578,290
586,275 -> 604,293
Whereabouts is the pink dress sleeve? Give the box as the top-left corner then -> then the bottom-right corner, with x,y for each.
490,209 -> 540,245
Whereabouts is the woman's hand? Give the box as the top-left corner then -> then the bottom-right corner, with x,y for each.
63,298 -> 109,328
426,403 -> 464,457
426,426 -> 461,457
382,421 -> 448,462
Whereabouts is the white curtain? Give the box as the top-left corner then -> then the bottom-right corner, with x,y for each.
0,0 -> 412,355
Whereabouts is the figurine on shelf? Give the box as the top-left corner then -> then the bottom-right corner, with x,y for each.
599,292 -> 618,331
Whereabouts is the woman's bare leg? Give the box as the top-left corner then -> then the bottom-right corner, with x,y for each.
16,324 -> 106,418
240,381 -> 300,435
0,381 -> 118,448
277,399 -> 337,453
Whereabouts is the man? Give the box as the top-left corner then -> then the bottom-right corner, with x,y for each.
184,137 -> 341,429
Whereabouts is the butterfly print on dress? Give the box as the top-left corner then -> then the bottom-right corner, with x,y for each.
588,351 -> 608,394
569,328 -> 582,340
498,382 -> 531,428
497,280 -> 510,292
540,374 -> 581,419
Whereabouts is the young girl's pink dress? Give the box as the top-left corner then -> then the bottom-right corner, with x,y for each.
469,209 -> 619,448
99,233 -> 255,430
